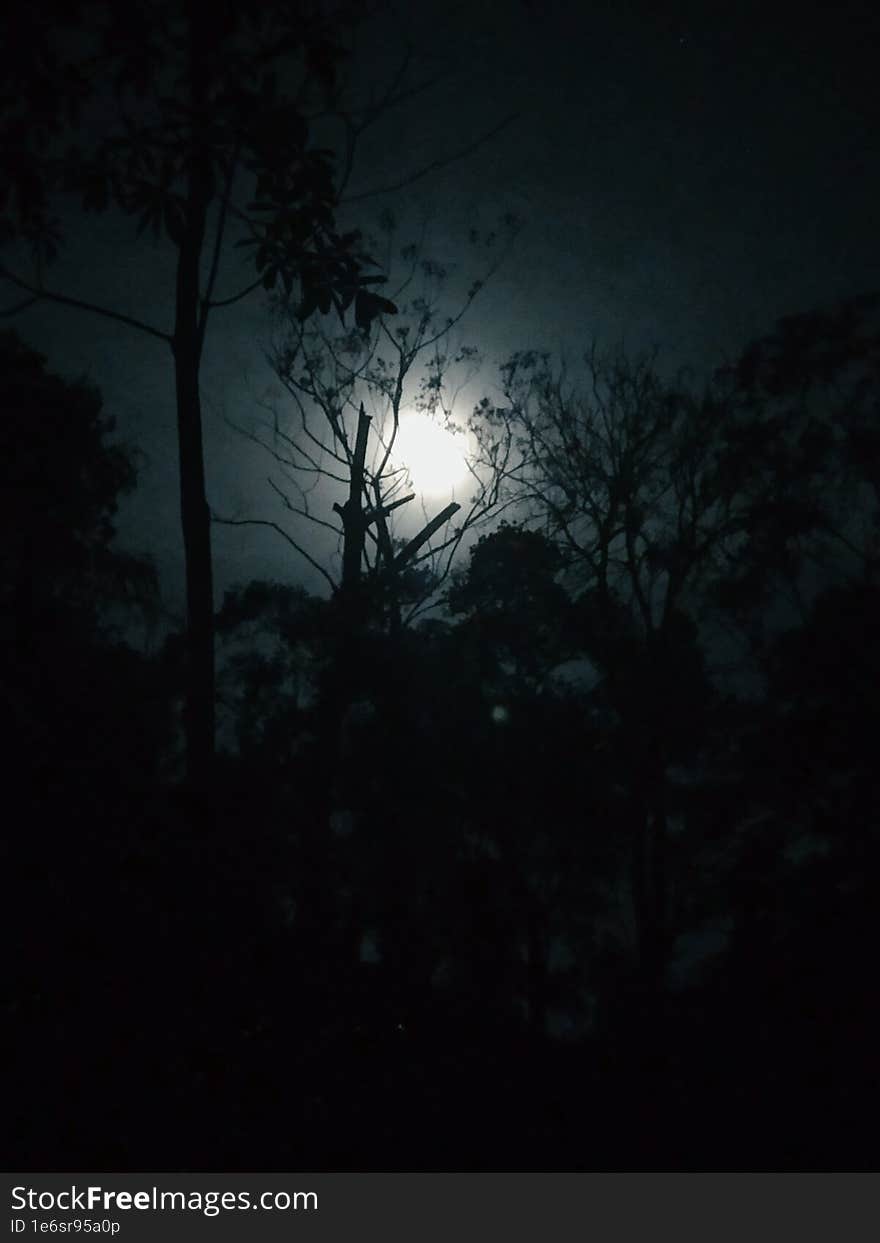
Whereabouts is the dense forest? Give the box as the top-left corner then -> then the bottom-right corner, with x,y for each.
5,287 -> 879,1169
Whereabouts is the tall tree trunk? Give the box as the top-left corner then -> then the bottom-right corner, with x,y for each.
172,329 -> 213,791
173,13 -> 215,792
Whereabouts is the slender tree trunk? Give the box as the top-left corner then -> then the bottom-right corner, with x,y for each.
173,14 -> 215,792
338,404 -> 372,628
172,330 -> 213,790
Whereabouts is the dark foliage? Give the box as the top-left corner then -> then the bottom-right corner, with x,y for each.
6,299 -> 880,1171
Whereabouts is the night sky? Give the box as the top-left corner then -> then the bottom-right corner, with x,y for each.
10,0 -> 879,614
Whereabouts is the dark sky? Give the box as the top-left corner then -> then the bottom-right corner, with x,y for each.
11,0 -> 880,617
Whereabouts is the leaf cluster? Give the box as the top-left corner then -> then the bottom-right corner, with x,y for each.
1,2 -> 397,331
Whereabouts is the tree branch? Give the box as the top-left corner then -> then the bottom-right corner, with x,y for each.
341,113 -> 519,205
211,513 -> 338,592
395,502 -> 461,570
0,266 -> 172,344
0,294 -> 41,317
199,139 -> 242,345
205,275 -> 265,311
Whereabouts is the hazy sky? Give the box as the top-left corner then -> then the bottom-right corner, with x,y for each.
9,0 -> 879,617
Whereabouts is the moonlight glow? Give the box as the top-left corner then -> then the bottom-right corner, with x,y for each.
393,413 -> 470,495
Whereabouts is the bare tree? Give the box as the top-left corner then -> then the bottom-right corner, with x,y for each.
219,218 -> 519,632
467,342 -> 831,993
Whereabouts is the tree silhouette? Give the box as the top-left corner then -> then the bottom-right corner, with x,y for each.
0,329 -> 158,656
218,219 -> 518,627
468,348 -> 732,994
464,328 -> 880,1013
1,2 -> 402,790
3,336 -> 180,1165
719,291 -> 880,588
448,523 -> 569,674
210,228 -> 520,957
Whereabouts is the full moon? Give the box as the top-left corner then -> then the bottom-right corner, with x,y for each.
393,413 -> 470,495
